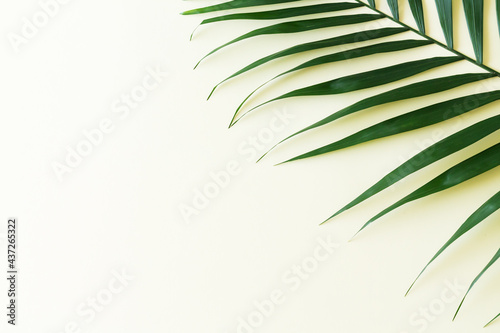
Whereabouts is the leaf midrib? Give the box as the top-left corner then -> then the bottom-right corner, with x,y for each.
353,0 -> 500,78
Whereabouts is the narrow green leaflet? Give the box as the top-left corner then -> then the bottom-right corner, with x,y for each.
185,0 -> 500,326
195,13 -> 383,68
357,142 -> 500,235
435,0 -> 453,47
208,27 -> 407,98
281,90 -> 500,164
182,0 -> 302,15
497,0 -> 500,36
325,114 -> 500,222
407,190 -> 500,295
244,56 -> 460,116
462,0 -> 484,63
486,313 -> 500,327
230,39 -> 433,126
387,0 -> 399,19
258,73 -> 494,160
454,247 -> 500,320
191,3 -> 363,40
408,0 -> 426,33
196,3 -> 362,25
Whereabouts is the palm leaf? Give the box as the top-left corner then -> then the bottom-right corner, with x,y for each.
243,56 -> 460,117
408,0 -> 426,33
191,3 -> 364,40
435,0 -> 453,47
185,0 -> 500,325
255,73 -> 494,153
231,39 -> 433,126
497,0 -> 500,36
195,13 -> 383,68
182,0 -> 302,15
209,27 -> 408,98
325,114 -> 500,222
407,190 -> 500,295
454,247 -> 500,320
462,0 -> 484,63
280,91 -> 500,164
387,0 -> 399,19
486,312 -> 500,327
356,142 -> 500,235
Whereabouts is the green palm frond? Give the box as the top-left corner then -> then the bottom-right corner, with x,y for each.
487,312 -> 500,327
185,0 -> 500,326
498,0 -> 500,35
208,26 -> 408,100
190,3 -> 364,40
408,0 -> 426,32
232,38 -> 433,125
406,190 -> 500,299
181,0 -> 303,15
258,73 -> 495,161
435,0 -> 453,47
356,143 -> 500,234
194,13 -> 383,69
462,0 -> 484,63
455,247 -> 500,320
238,56 -> 461,123
387,0 -> 399,19
325,115 -> 500,221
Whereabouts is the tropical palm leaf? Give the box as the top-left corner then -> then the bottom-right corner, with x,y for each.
181,0 -> 303,15
435,0 -> 453,47
191,2 -> 364,40
454,247 -> 500,320
194,13 -> 383,68
462,0 -> 484,63
408,0 -> 426,33
185,0 -> 500,326
279,91 -> 500,164
257,73 -> 495,160
487,312 -> 500,327
498,0 -> 500,35
238,56 -> 460,121
387,0 -> 399,19
408,190 -> 500,293
232,39 -> 434,125
355,142 -> 500,234
208,26 -> 408,99
326,115 -> 500,222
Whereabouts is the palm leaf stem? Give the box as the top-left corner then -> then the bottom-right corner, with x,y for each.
353,0 -> 500,77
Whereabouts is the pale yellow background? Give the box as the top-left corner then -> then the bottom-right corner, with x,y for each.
1,1 -> 499,332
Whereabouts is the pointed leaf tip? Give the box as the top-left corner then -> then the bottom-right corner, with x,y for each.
408,189 -> 500,296
485,313 -> 500,327
454,247 -> 500,320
